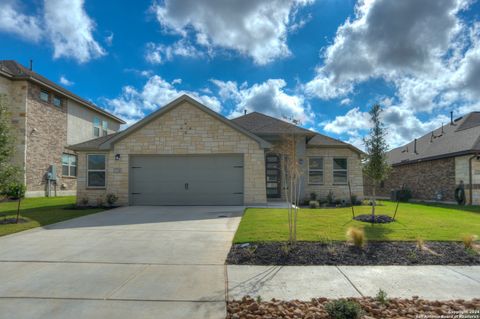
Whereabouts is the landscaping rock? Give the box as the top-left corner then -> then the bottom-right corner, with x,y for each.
227,296 -> 480,319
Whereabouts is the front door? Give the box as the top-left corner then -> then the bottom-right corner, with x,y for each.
265,154 -> 281,198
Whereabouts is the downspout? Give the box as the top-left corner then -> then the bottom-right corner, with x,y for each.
469,153 -> 479,205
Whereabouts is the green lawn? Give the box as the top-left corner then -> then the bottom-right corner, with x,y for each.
233,201 -> 480,243
0,196 -> 104,237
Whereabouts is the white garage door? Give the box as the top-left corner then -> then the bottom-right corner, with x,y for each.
129,155 -> 244,205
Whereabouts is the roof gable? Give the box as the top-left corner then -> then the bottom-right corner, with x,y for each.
0,60 -> 125,124
98,95 -> 271,150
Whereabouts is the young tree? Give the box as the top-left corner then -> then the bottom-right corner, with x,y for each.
275,118 -> 304,245
0,94 -> 19,195
363,104 -> 391,221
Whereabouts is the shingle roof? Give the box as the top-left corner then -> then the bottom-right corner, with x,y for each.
232,111 -> 363,154
0,60 -> 125,124
232,112 -> 315,135
388,112 -> 480,165
68,132 -> 121,151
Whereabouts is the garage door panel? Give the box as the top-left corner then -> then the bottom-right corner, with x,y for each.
130,155 -> 244,205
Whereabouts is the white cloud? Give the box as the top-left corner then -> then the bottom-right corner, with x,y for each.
340,98 -> 351,105
212,78 -> 312,124
307,0 -> 480,148
0,0 -> 105,63
103,75 -> 221,125
0,1 -> 42,42
151,0 -> 314,65
145,39 -> 203,64
44,0 -> 106,63
59,75 -> 74,86
105,31 -> 114,46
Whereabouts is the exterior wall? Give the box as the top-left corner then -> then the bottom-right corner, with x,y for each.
455,155 -> 480,205
365,157 -> 456,202
24,82 -> 77,197
0,77 -> 28,184
67,100 -> 120,145
77,101 -> 267,206
303,147 -> 364,201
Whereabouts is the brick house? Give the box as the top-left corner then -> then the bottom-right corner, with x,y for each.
70,95 -> 364,206
0,60 -> 125,197
366,112 -> 480,205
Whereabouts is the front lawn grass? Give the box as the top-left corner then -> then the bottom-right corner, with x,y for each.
233,201 -> 480,243
0,196 -> 103,237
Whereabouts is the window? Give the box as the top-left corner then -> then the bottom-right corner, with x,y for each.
87,154 -> 106,187
53,96 -> 62,107
62,154 -> 77,177
93,117 -> 101,137
333,158 -> 348,184
308,157 -> 323,184
40,90 -> 49,102
102,120 -> 108,136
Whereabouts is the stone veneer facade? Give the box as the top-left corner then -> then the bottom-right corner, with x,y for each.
76,101 -> 267,206
303,147 -> 364,201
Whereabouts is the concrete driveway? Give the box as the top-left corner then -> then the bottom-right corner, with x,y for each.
0,206 -> 243,319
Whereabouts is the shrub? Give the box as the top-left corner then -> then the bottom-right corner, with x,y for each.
462,234 -> 478,249
310,192 -> 317,201
398,187 -> 412,202
375,289 -> 388,305
327,190 -> 335,205
106,193 -> 119,206
350,194 -> 357,206
346,227 -> 366,248
80,196 -> 89,206
309,200 -> 319,208
325,299 -> 363,319
3,182 -> 26,199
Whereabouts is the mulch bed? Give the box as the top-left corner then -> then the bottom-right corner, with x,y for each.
228,296 -> 480,319
353,214 -> 395,223
0,217 -> 29,224
227,241 -> 480,265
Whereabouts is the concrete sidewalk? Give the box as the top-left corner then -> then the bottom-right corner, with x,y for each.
227,265 -> 480,301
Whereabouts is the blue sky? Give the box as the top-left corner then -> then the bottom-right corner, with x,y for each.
1,0 -> 479,150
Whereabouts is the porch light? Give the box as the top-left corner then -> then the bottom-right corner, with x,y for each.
115,154 -> 121,160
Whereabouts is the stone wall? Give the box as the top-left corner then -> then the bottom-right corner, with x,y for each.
77,101 -> 267,206
25,82 -> 76,196
364,157 -> 456,202
303,147 -> 364,201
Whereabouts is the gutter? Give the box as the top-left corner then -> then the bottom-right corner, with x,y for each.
469,153 -> 479,205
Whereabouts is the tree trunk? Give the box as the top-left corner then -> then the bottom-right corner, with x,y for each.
371,185 -> 376,224
15,197 -> 21,224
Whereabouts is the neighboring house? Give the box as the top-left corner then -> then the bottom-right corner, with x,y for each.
366,112 -> 480,205
0,60 -> 125,197
71,95 -> 364,206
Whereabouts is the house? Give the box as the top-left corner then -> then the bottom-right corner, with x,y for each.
367,112 -> 480,205
0,60 -> 125,197
70,95 -> 364,206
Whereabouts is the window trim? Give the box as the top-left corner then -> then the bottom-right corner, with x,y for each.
102,120 -> 108,136
93,117 -> 101,137
308,156 -> 324,185
333,157 -> 348,185
87,154 -> 107,188
40,90 -> 49,102
53,95 -> 62,107
62,153 -> 77,178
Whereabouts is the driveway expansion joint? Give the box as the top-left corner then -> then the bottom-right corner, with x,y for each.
335,266 -> 364,297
